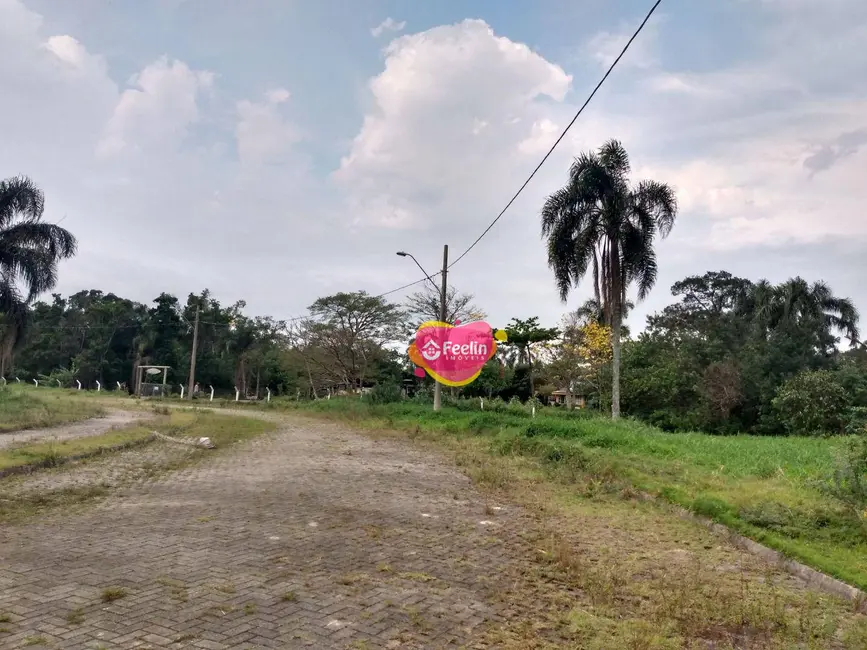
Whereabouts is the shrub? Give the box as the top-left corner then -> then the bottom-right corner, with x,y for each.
771,369 -> 849,436
827,434 -> 867,516
367,382 -> 403,404
845,407 -> 867,435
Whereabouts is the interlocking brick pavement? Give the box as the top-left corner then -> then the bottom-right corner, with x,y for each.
0,415 -> 527,649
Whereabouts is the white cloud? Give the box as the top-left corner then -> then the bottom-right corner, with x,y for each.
97,57 -> 214,158
336,19 -> 572,231
42,34 -> 107,77
235,88 -> 298,166
371,17 -> 406,38
585,17 -> 660,69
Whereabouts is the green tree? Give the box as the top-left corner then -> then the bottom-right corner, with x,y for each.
297,291 -> 405,392
541,140 -> 677,417
0,176 -> 77,376
503,317 -> 559,399
749,277 -> 859,352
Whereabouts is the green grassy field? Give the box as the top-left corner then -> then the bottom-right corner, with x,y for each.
0,387 -> 104,432
288,398 -> 867,591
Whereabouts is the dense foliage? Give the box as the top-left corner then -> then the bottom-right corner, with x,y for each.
620,271 -> 864,435
8,289 -> 294,396
5,268 -> 865,434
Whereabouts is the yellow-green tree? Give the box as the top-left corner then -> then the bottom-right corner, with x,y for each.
548,316 -> 612,409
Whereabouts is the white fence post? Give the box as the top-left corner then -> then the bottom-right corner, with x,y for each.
532,405 -> 536,419
96,380 -> 101,392
209,385 -> 214,402
480,397 -> 484,410
76,380 -> 81,390
179,385 -> 185,400
266,387 -> 271,403
234,386 -> 240,402
15,377 -> 20,383
117,381 -> 122,390
57,379 -> 62,388
33,379 -> 38,387
0,377 -> 5,387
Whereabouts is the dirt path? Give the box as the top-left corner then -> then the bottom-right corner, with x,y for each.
0,409 -> 149,450
0,411 -> 863,649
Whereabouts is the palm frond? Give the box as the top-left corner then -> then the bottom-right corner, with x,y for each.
0,221 -> 77,260
634,179 -> 678,237
0,176 -> 45,227
598,139 -> 631,180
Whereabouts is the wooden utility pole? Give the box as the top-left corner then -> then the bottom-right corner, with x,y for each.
433,244 -> 448,412
187,306 -> 200,400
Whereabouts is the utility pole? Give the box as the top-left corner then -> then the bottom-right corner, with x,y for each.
187,306 -> 200,400
433,244 -> 448,412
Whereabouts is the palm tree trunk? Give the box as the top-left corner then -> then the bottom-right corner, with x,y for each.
610,242 -> 622,419
611,311 -> 621,419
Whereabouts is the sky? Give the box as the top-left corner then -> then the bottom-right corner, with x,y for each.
2,0 -> 866,335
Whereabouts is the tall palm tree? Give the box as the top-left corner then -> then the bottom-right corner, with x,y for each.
750,277 -> 859,348
541,140 -> 677,418
0,176 -> 77,375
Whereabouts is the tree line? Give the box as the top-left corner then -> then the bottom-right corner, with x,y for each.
3,137 -> 865,435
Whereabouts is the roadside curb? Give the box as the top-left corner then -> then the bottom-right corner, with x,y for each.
643,493 -> 867,611
0,434 -> 157,480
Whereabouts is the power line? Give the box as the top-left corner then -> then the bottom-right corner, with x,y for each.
447,0 -> 663,270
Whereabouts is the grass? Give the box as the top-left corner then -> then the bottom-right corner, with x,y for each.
65,608 -> 85,625
100,587 -> 128,602
0,425 -> 154,472
0,407 -> 275,474
0,386 -> 103,432
288,398 -> 867,593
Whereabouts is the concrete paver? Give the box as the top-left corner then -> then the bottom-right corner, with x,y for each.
0,416 -> 523,649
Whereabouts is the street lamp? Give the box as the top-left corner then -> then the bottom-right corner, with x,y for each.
395,251 -> 439,293
397,246 -> 449,412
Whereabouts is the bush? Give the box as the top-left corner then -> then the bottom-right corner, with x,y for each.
845,407 -> 867,435
828,434 -> 867,515
366,382 -> 403,404
771,369 -> 849,436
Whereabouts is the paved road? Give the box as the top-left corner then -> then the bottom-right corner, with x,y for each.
0,410 -> 149,450
0,416 -> 522,649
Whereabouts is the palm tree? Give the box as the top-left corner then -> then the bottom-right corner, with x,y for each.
541,140 -> 677,418
573,296 -> 634,338
750,277 -> 859,349
0,176 -> 77,375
